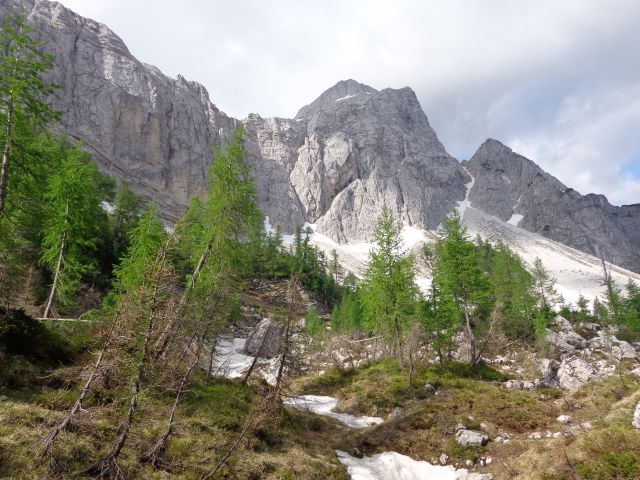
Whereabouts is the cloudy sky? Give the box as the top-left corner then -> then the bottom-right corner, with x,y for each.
61,0 -> 640,205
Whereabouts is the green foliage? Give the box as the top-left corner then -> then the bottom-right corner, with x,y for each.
359,207 -> 419,354
111,203 -> 166,294
0,14 -> 59,218
331,291 -> 363,333
304,308 -> 325,340
181,126 -> 261,304
39,147 -> 104,314
109,182 -> 145,264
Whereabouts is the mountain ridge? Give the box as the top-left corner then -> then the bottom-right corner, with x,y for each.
2,0 -> 640,272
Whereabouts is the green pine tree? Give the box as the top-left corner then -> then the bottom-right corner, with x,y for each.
40,148 -> 102,318
0,14 -> 59,219
359,207 -> 419,367
433,211 -> 491,365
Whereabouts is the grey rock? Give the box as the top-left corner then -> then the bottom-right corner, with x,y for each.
505,380 -> 535,390
3,1 -> 640,274
537,358 -> 560,388
387,407 -> 403,420
612,341 -> 638,361
557,357 -> 598,391
439,453 -> 449,465
242,318 -> 284,358
546,328 -> 587,354
463,139 -> 640,273
633,401 -> 640,429
554,315 -> 573,332
424,383 -> 437,394
455,429 -> 489,447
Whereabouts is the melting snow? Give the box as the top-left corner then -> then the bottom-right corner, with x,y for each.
211,337 -> 280,385
283,395 -> 383,429
507,213 -> 523,226
335,450 -> 482,480
457,167 -> 475,215
100,201 -> 115,214
334,93 -> 360,103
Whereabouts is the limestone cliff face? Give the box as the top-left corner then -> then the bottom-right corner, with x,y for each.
0,0 -> 238,221
0,1 -> 468,240
2,0 -> 640,272
463,139 -> 640,272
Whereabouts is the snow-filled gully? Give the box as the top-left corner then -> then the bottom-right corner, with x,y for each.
282,394 -> 487,480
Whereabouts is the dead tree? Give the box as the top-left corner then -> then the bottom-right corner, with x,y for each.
40,306 -> 122,456
86,250 -> 170,478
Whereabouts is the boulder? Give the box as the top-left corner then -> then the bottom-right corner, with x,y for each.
612,341 -> 637,361
537,358 -> 560,388
242,318 -> 284,358
557,357 -> 597,391
546,329 -> 587,354
455,429 -> 488,447
554,315 -> 573,332
633,401 -> 640,429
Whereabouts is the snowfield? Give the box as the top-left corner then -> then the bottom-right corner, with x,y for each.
211,337 -> 280,385
336,450 -> 488,480
282,395 -> 384,429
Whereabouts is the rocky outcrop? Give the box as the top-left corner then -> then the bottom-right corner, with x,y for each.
243,318 -> 284,358
463,139 -> 640,272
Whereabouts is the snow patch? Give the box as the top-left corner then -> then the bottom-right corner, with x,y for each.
335,450 -> 480,480
507,214 -> 523,226
211,337 -> 279,385
401,225 -> 427,251
334,93 -> 360,103
100,201 -> 115,214
457,167 -> 475,215
283,395 -> 383,429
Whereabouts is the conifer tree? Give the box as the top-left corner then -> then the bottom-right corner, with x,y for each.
359,207 -> 418,366
0,14 -> 58,218
531,257 -> 560,312
40,148 -> 102,318
433,211 -> 490,365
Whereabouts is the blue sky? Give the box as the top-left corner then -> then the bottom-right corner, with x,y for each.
60,0 -> 640,205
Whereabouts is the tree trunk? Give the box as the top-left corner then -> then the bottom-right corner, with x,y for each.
154,242 -> 211,357
0,100 -> 13,219
141,332 -> 204,467
463,303 -> 477,365
87,253 -> 163,477
43,202 -> 69,319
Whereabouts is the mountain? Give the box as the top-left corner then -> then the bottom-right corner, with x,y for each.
2,0 -> 640,276
463,139 -> 640,272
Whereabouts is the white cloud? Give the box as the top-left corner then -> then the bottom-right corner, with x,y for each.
59,0 -> 640,204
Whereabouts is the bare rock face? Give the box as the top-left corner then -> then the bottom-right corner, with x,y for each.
3,1 -> 640,271
0,0 -> 238,222
0,0 -> 468,242
463,139 -> 640,272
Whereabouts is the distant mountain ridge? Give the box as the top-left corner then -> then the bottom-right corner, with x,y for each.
2,0 -> 640,273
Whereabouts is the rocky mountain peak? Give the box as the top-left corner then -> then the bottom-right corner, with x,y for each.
295,79 -> 377,119
464,140 -> 640,272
